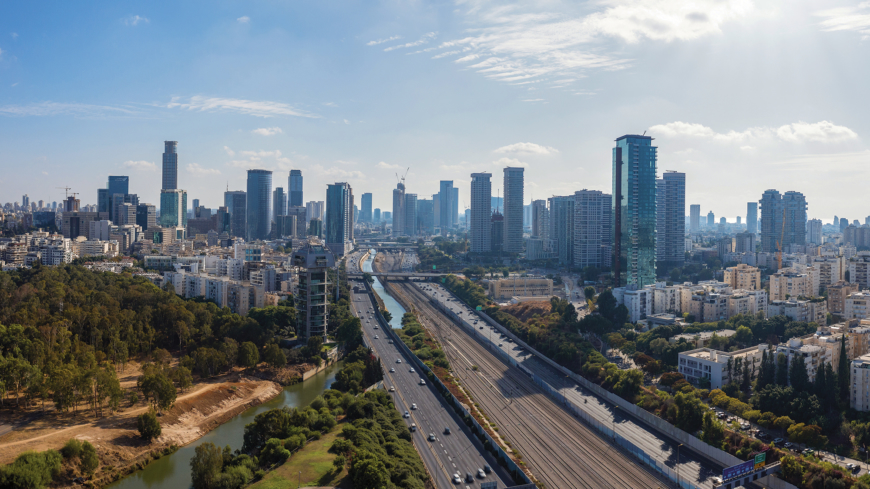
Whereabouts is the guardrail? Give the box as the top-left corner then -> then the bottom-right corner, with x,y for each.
420,282 -> 797,489
359,280 -> 532,487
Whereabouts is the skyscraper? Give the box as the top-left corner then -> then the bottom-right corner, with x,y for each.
108,176 -> 129,196
439,181 -> 454,232
490,211 -> 504,254
807,219 -> 823,245
289,170 -> 303,207
273,187 -> 287,220
453,187 -> 460,224
136,203 -> 156,231
613,134 -> 656,287
759,189 -> 808,252
404,193 -> 417,236
373,208 -> 381,223
656,171 -> 686,270
416,199 -> 434,235
574,190 -> 612,269
503,167 -> 524,253
360,193 -> 373,223
548,195 -> 574,265
747,202 -> 758,234
470,173 -> 492,253
707,211 -> 715,227
246,169 -> 273,241
224,190 -> 246,238
689,204 -> 701,232
159,189 -> 187,227
162,141 -> 178,190
192,198 -> 200,212
392,182 -> 405,236
326,182 -> 354,256
531,200 -> 548,239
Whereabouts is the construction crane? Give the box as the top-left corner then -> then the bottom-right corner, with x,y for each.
56,186 -> 72,197
395,167 -> 409,187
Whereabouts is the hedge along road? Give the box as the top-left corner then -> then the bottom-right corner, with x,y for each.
106,362 -> 343,489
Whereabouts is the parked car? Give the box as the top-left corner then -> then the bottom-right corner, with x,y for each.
774,438 -> 784,445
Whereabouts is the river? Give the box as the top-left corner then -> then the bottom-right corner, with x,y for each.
363,250 -> 406,329
106,362 -> 343,489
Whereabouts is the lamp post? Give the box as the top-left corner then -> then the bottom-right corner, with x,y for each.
676,443 -> 683,488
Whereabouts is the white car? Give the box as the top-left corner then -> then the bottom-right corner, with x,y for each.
403,411 -> 410,418
419,379 -> 426,385
389,386 -> 395,392
409,368 -> 415,373
396,359 -> 402,363
374,335 -> 379,339
390,368 -> 395,373
411,403 -> 417,410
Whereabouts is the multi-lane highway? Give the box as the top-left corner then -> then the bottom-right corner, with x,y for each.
345,255 -> 512,488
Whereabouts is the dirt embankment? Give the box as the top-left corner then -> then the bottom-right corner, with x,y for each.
248,363 -> 314,386
499,301 -> 553,323
0,375 -> 281,488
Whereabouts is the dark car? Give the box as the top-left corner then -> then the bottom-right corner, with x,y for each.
444,427 -> 451,435
483,465 -> 491,474
465,473 -> 474,483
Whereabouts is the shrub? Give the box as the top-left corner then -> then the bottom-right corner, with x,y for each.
0,450 -> 63,489
80,441 -> 99,476
61,439 -> 83,459
137,410 -> 162,441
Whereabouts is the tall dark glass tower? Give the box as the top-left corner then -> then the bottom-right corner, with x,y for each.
613,134 -> 657,287
224,190 -> 247,238
162,141 -> 178,190
360,193 -> 372,223
289,170 -> 303,207
246,170 -> 273,241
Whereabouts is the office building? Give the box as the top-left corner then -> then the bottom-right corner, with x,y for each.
707,211 -> 715,227
192,199 -> 200,211
159,189 -> 187,228
531,200 -> 548,240
289,170 -> 303,207
690,204 -> 701,232
656,171 -> 686,270
613,135 -> 657,287
439,181 -> 454,231
246,169 -> 273,241
759,189 -> 808,253
549,195 -> 574,266
373,208 -> 381,223
360,193 -> 372,223
404,193 -> 417,236
573,190 -> 612,269
503,167 -> 524,253
273,187 -> 287,220
306,201 -> 325,222
747,202 -> 758,234
470,173 -> 492,253
308,218 -> 322,238
807,219 -> 823,245
162,141 -> 178,190
392,182 -> 405,236
224,190 -> 246,238
326,182 -> 354,256
453,187 -> 460,225
216,206 -> 230,234
417,199 -> 435,235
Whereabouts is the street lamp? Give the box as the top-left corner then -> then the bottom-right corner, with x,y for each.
676,443 -> 683,488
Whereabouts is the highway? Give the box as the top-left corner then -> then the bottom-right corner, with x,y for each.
345,253 -> 513,488
412,280 -> 728,488
390,279 -> 671,489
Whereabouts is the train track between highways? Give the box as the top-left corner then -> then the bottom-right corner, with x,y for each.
391,281 -> 670,489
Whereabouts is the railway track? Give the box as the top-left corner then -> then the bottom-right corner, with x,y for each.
394,281 -> 670,489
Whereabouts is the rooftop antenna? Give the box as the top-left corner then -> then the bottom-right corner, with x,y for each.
642,130 -> 647,136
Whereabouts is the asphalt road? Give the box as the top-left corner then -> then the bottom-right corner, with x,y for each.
346,276 -> 513,488
418,281 -> 729,489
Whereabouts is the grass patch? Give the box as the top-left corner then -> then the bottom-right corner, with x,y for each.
249,424 -> 347,489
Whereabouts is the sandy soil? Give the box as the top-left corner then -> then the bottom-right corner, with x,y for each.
0,373 -> 281,488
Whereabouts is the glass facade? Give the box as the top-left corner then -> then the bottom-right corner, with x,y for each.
108,176 -> 129,196
224,191 -> 246,238
273,187 -> 287,219
246,170 -> 273,241
162,141 -> 178,190
289,169 -> 303,207
159,189 -> 187,228
613,135 -> 657,287
325,182 -> 353,255
360,193 -> 372,223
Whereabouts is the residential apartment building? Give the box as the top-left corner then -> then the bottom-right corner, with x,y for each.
829,281 -> 860,315
850,252 -> 870,289
851,353 -> 870,411
656,171 -> 686,271
723,264 -> 761,291
678,345 -> 765,390
846,292 -> 870,320
769,266 -> 819,301
613,135 -> 657,287
503,167 -> 524,253
811,255 -> 845,291
573,190 -> 612,269
767,299 -> 827,324
612,285 -> 653,324
776,337 -> 826,384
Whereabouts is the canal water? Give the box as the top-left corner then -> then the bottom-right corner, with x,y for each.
363,250 -> 406,329
106,362 -> 342,489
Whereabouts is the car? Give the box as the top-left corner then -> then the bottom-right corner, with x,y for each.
774,438 -> 784,445
403,411 -> 410,418
410,368 -> 416,373
396,359 -> 402,363
712,476 -> 723,484
374,335 -> 379,339
389,386 -> 395,392
410,423 -> 416,432
477,469 -> 486,479
483,465 -> 491,474
411,403 -> 417,410
784,442 -> 793,449
444,427 -> 451,435
479,326 -> 484,330
847,463 -> 856,471
419,379 -> 426,385
507,338 -> 513,343
465,473 -> 474,483
452,474 -> 462,484
390,368 -> 395,373
498,343 -> 503,347
428,433 -> 436,441
374,325 -> 379,330
389,340 -> 394,344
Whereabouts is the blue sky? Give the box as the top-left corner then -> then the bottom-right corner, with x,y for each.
2,0 -> 869,222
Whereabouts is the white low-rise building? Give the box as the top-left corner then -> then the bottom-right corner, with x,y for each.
845,292 -> 870,320
678,345 -> 766,390
852,353 -> 870,411
613,285 -> 653,323
767,299 -> 827,324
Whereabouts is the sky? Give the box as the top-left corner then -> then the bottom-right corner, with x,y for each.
2,0 -> 869,224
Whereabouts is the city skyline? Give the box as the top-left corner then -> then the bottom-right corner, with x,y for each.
2,1 -> 869,219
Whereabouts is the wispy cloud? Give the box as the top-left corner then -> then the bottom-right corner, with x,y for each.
165,96 -> 318,118
223,146 -> 235,157
252,127 -> 282,136
237,16 -> 250,24
815,3 -> 870,39
367,35 -> 402,46
0,101 -> 137,117
124,15 -> 149,26
122,160 -> 156,170
522,98 -> 545,102
187,163 -> 221,175
494,142 -> 558,155
376,161 -> 402,169
11,33 -> 18,40
384,32 -> 437,52
492,157 -> 529,168
649,120 -> 858,144
226,149 -> 293,170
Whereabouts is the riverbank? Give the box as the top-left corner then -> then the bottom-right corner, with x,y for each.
0,374 -> 281,489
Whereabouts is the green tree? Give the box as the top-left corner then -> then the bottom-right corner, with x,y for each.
381,309 -> 392,323
788,354 -> 809,393
775,352 -> 789,386
238,342 -> 260,369
839,334 -> 850,404
263,344 -> 286,368
80,441 -> 99,476
222,338 -> 239,368
0,450 -> 63,489
139,370 -> 176,411
734,325 -> 753,345
584,286 -> 596,302
137,410 -> 162,441
773,416 -> 795,435
190,442 -> 224,489
597,289 -> 617,322
701,411 -> 725,447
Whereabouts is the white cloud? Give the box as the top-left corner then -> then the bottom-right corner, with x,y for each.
223,146 -> 235,157
384,32 -> 437,52
124,15 -> 149,26
815,3 -> 870,38
494,142 -> 558,155
11,33 -> 18,40
433,50 -> 461,59
367,35 -> 402,46
311,164 -> 366,180
376,161 -> 402,169
165,96 -> 318,118
0,101 -> 137,117
455,54 -> 479,63
123,160 -> 156,170
187,163 -> 221,175
251,127 -> 282,136
492,157 -> 529,168
649,120 -> 858,144
237,16 -> 250,23
323,102 -> 338,107
226,149 -> 293,170
522,98 -> 545,102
